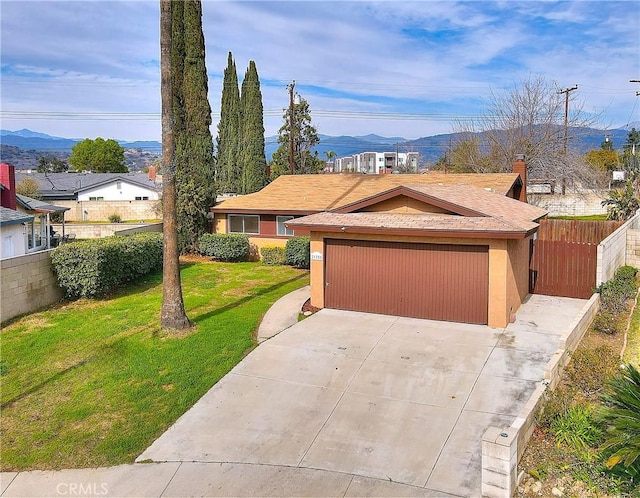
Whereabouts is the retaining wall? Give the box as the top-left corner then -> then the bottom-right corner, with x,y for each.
55,200 -> 160,222
1,250 -> 63,323
481,294 -> 600,497
527,192 -> 607,217
596,212 -> 640,286
52,222 -> 161,240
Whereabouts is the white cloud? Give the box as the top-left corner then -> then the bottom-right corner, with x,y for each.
1,0 -> 638,141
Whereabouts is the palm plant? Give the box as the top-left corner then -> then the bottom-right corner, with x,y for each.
601,180 -> 640,221
598,364 -> 640,476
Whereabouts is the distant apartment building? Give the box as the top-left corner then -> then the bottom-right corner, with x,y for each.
332,151 -> 419,174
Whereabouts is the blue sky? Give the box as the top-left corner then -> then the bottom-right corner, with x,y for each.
1,0 -> 639,141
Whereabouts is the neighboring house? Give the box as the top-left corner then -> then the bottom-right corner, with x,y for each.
14,171 -> 162,222
333,151 -> 420,174
14,172 -> 161,202
0,163 -> 70,256
16,194 -> 70,248
212,158 -> 541,328
0,206 -> 34,258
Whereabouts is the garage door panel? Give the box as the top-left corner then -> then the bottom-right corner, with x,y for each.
324,239 -> 488,324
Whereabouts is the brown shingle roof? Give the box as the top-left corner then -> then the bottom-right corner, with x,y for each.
212,173 -> 521,213
286,184 -> 547,239
399,185 -> 546,223
286,211 -> 538,235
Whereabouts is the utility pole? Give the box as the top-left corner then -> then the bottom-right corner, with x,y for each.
558,85 -> 578,155
287,80 -> 295,175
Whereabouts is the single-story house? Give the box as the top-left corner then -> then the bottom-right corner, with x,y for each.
1,163 -> 70,256
210,168 -> 527,251
0,206 -> 34,258
13,171 -> 162,222
14,172 -> 161,202
211,159 -> 544,328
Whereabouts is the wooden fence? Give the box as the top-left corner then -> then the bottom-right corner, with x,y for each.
530,219 -> 622,299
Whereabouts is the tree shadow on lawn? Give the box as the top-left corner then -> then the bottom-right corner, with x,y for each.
190,272 -> 309,325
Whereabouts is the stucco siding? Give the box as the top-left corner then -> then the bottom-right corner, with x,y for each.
78,181 -> 159,201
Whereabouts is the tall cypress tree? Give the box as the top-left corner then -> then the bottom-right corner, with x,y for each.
216,52 -> 241,193
173,0 -> 216,252
240,60 -> 267,194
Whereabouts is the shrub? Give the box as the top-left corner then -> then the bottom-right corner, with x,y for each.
285,236 -> 310,269
198,233 -> 249,262
566,345 -> 620,398
592,311 -> 624,335
538,386 -> 577,428
598,364 -> 640,481
260,246 -> 286,265
597,265 -> 638,315
552,403 -> 602,459
51,232 -> 162,299
108,213 -> 122,223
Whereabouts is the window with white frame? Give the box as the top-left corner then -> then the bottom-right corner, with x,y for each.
276,216 -> 294,236
228,214 -> 259,234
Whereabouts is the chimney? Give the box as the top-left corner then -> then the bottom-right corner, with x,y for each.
512,154 -> 527,203
148,164 -> 157,181
0,163 -> 17,210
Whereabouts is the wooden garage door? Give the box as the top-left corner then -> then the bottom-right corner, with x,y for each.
324,239 -> 489,324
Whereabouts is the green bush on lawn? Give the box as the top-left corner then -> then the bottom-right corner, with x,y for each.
260,246 -> 286,265
198,233 -> 250,262
285,236 -> 310,269
51,232 -> 163,299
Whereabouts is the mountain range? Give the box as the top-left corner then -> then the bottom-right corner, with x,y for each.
1,123 -> 638,171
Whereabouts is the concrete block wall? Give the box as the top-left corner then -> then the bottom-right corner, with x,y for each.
597,212 -> 640,285
481,294 -> 600,497
54,200 -> 160,222
626,228 -> 640,268
52,223 -> 161,240
1,250 -> 63,323
527,192 -> 607,217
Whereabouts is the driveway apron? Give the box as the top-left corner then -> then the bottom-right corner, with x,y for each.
137,294 -> 588,497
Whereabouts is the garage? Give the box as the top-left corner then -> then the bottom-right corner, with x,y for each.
324,238 -> 489,324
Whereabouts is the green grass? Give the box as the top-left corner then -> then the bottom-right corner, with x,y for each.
624,290 -> 640,369
548,214 -> 608,221
0,261 -> 308,471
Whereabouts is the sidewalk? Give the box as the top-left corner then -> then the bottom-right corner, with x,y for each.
256,285 -> 310,343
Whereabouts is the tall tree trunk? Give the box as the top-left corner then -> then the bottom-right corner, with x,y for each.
160,0 -> 191,330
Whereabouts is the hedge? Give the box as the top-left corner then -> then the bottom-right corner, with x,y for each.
51,232 -> 163,299
198,233 -> 250,262
260,246 -> 286,265
285,236 -> 310,269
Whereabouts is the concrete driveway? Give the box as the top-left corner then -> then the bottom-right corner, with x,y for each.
137,294 -> 587,497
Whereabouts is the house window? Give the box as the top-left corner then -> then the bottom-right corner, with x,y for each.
276,216 -> 294,236
89,196 -> 104,201
116,181 -> 122,190
228,214 -> 259,234
135,196 -> 149,201
27,215 -> 45,251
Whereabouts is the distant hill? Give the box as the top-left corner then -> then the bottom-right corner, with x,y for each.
0,130 -> 162,153
1,125 -> 637,170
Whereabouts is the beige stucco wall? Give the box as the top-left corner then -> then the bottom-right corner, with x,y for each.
55,200 -> 160,222
506,237 -> 532,317
309,231 -> 525,328
1,250 -> 63,323
361,196 -> 449,214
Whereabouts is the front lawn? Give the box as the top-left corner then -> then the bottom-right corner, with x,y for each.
0,260 -> 308,471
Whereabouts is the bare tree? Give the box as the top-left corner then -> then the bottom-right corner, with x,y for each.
160,0 -> 191,330
454,76 -> 603,189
